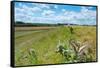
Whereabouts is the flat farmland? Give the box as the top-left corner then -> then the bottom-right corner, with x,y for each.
15,26 -> 97,66
15,26 -> 57,31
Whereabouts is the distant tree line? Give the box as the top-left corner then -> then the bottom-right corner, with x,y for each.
15,21 -> 64,27
15,21 -> 96,27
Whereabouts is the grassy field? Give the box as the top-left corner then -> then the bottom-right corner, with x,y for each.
15,26 -> 97,66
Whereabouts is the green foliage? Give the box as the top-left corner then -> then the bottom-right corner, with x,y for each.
15,26 -> 96,66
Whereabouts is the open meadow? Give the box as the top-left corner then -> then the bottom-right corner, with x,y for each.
15,26 -> 97,66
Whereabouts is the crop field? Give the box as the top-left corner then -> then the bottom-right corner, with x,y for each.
14,26 -> 97,66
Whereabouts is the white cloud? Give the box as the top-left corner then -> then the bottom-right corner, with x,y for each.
31,7 -> 41,12
54,5 -> 58,9
42,10 -> 55,17
81,7 -> 89,12
62,9 -> 66,12
15,3 -> 96,25
15,3 -> 42,23
36,4 -> 50,9
57,7 -> 96,25
21,4 -> 41,12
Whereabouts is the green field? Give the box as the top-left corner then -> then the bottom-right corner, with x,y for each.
15,26 -> 97,66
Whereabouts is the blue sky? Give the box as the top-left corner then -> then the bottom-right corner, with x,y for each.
15,2 -> 97,25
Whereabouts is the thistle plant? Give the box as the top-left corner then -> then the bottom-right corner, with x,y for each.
56,39 -> 93,63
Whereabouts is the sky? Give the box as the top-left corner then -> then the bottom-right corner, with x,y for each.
14,2 -> 97,25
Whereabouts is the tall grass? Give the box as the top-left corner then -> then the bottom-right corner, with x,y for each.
15,26 -> 96,66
